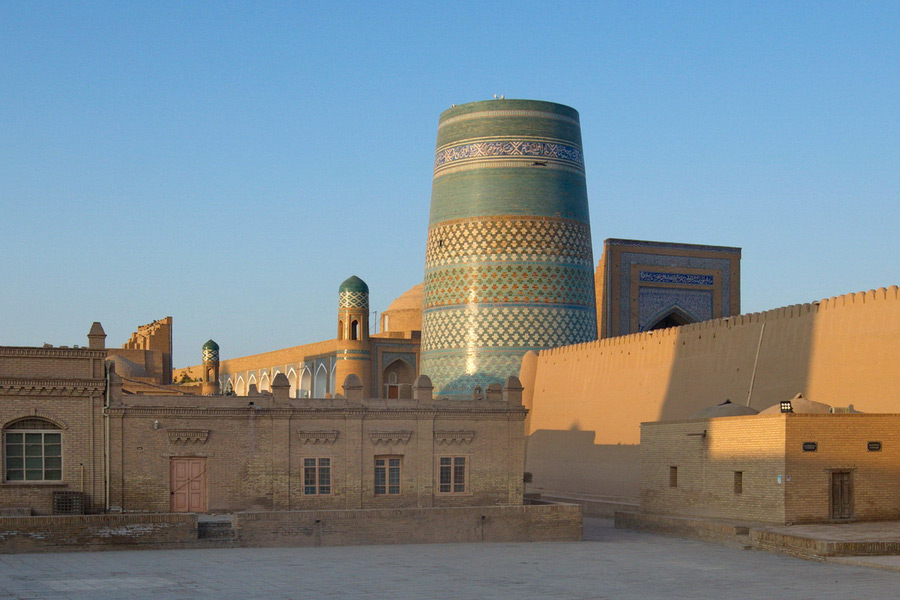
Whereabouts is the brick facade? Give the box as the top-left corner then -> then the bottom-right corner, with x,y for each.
641,413 -> 900,524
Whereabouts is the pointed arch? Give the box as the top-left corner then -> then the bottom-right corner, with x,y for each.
300,367 -> 312,398
235,376 -> 246,396
329,362 -> 336,395
314,364 -> 328,398
383,357 -> 415,399
287,368 -> 298,398
645,305 -> 696,332
259,372 -> 271,392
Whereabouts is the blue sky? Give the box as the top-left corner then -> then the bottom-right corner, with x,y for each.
2,1 -> 898,366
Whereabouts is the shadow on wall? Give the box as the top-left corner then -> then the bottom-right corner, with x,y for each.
526,429 -> 640,498
658,305 -> 816,421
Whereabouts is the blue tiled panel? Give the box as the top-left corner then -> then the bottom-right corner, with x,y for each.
638,287 -> 713,330
617,252 -> 732,336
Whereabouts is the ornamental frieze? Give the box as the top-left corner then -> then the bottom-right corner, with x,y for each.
167,429 -> 209,444
297,430 -> 339,445
369,430 -> 413,445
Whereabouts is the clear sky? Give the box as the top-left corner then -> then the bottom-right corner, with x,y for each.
2,1 -> 898,367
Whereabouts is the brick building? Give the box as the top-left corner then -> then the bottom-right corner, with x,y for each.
640,409 -> 900,524
107,371 -> 526,513
0,333 -> 107,514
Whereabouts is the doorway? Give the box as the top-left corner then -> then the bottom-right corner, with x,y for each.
171,457 -> 207,513
831,471 -> 852,520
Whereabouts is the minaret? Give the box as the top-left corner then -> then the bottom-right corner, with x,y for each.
335,275 -> 372,397
420,99 -> 597,396
201,339 -> 220,395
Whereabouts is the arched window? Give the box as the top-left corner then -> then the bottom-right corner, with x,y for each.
207,368 -> 215,383
350,320 -> 359,341
338,320 -> 344,340
4,418 -> 62,481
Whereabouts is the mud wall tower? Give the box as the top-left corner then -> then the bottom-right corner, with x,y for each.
420,99 -> 597,396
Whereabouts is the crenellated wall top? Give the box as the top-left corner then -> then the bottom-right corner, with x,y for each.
540,285 -> 900,356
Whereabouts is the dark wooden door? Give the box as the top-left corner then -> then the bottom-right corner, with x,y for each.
831,471 -> 852,519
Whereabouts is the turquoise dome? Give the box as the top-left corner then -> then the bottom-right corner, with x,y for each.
202,339 -> 219,351
339,276 -> 369,294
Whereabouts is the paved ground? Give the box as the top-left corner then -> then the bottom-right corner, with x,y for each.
0,518 -> 896,599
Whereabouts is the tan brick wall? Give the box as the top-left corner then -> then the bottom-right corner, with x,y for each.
0,513 -> 197,553
784,414 -> 900,523
640,416 -> 786,523
0,347 -> 107,516
233,504 -> 581,547
109,393 -> 527,513
641,414 -> 900,524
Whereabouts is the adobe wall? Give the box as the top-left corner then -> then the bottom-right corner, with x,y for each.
233,503 -> 582,547
524,286 -> 900,498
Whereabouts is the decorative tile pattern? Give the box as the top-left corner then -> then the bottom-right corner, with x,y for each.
637,287 -> 713,330
202,348 -> 219,362
425,217 -> 593,269
339,290 -> 368,309
639,271 -> 714,286
616,252 -> 733,336
434,138 -> 584,176
421,306 -> 596,352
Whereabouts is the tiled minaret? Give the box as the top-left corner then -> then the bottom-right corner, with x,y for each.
335,275 -> 372,397
420,99 -> 597,396
201,339 -> 220,395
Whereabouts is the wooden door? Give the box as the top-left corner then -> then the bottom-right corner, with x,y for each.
171,457 -> 207,513
831,471 -> 852,520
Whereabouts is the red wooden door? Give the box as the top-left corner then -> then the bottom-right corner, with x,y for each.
171,457 -> 207,513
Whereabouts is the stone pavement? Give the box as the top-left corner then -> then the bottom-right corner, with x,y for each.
0,518 -> 897,600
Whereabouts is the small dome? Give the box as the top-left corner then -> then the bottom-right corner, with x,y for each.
339,276 -> 369,294
689,399 -> 760,419
386,283 -> 423,312
202,339 -> 219,351
105,355 -> 150,378
759,393 -> 832,415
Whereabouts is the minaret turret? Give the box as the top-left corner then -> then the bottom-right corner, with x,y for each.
335,276 -> 371,397
201,339 -> 220,395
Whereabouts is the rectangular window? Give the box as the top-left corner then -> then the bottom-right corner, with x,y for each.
734,471 -> 743,494
669,466 -> 678,488
374,456 -> 401,495
438,456 -> 467,494
4,431 -> 62,481
303,458 -> 331,495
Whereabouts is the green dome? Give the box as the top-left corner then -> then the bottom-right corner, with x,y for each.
339,276 -> 368,294
202,339 -> 219,351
